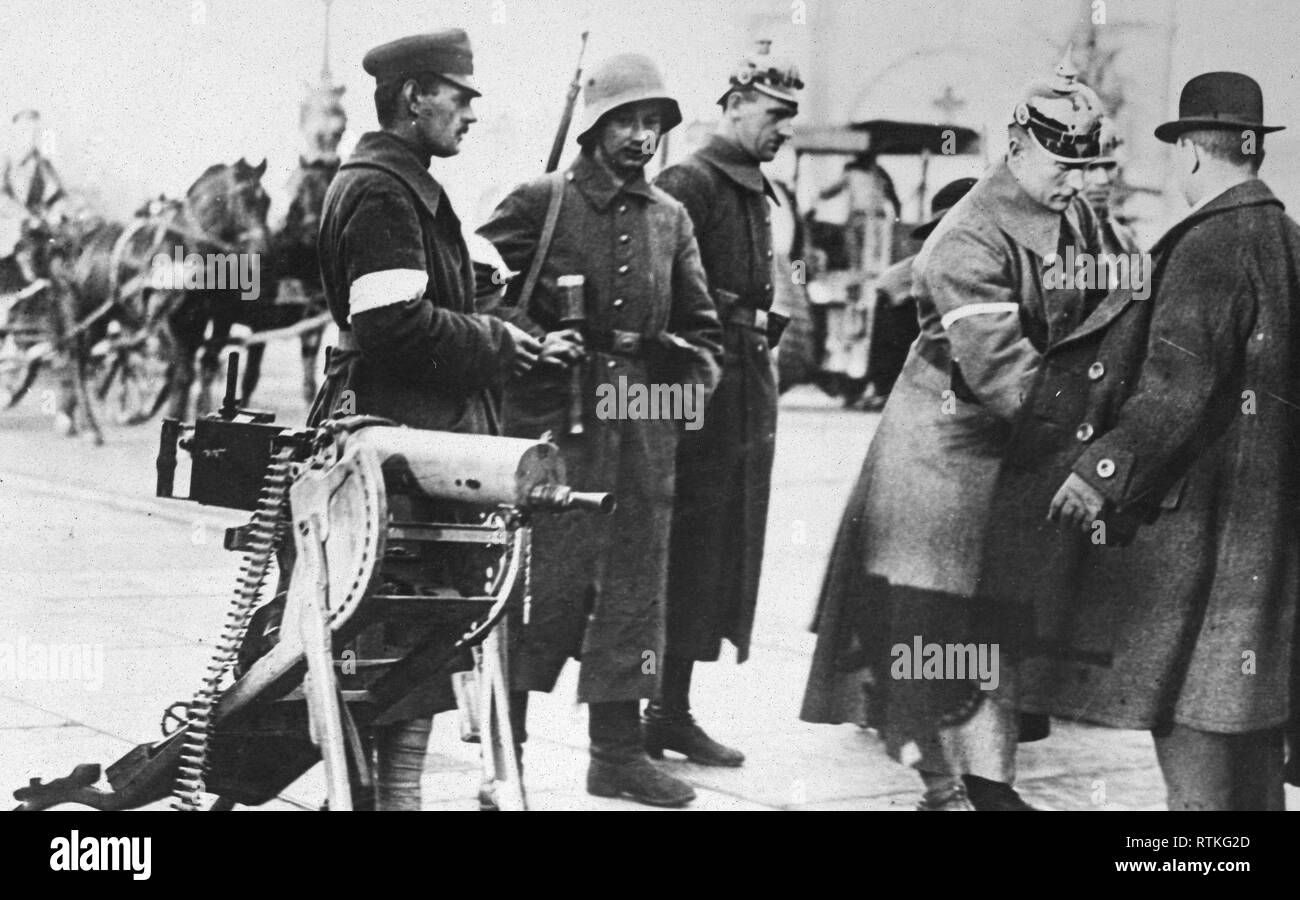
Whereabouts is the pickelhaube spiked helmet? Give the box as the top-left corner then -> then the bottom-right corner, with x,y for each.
718,39 -> 802,108
1011,48 -> 1108,163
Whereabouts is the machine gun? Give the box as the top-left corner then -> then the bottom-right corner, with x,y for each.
14,354 -> 612,812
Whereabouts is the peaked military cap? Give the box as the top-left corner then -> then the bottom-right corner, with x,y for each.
363,29 -> 480,97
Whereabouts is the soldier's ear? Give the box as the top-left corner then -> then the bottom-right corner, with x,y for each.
401,79 -> 422,118
1006,130 -> 1024,159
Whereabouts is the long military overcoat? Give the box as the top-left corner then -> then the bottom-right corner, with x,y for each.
981,179 -> 1300,735
478,151 -> 722,704
655,135 -> 779,663
309,130 -> 515,432
801,159 -> 1103,738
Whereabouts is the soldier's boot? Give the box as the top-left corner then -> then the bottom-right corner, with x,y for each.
643,655 -> 745,767
961,775 -> 1039,811
586,701 -> 694,808
916,778 -> 976,811
643,703 -> 745,767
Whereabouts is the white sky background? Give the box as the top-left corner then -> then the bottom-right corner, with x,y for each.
1,0 -> 1297,234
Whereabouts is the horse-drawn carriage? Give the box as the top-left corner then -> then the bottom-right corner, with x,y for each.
778,119 -> 981,407
0,157 -> 333,443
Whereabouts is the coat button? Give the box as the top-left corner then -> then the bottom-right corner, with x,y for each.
618,264 -> 629,275
606,360 -> 617,369
612,298 -> 624,308
763,282 -> 771,292
765,249 -> 773,259
618,204 -> 628,214
1075,423 -> 1094,442
619,234 -> 631,244
1096,458 -> 1116,479
1088,361 -> 1105,380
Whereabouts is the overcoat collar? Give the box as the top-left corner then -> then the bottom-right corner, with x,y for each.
342,131 -> 447,220
1150,178 -> 1283,255
568,150 -> 657,210
967,158 -> 1065,259
1053,181 -> 1285,354
697,135 -> 778,202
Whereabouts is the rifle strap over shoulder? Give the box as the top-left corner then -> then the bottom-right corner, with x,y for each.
516,171 -> 566,314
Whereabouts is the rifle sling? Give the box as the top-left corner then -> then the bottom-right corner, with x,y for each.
515,171 -> 565,316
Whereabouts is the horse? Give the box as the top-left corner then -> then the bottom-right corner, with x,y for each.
61,159 -> 271,425
236,154 -> 338,407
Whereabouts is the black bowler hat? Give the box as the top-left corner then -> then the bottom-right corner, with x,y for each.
911,177 -> 978,240
1154,72 -> 1283,143
363,29 -> 480,97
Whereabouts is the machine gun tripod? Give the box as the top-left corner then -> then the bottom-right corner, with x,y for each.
13,354 -> 612,812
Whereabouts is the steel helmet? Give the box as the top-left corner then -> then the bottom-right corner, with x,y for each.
576,53 -> 682,145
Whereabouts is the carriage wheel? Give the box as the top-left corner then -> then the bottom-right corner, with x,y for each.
89,323 -> 175,426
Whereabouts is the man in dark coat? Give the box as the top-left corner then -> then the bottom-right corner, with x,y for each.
993,72 -> 1300,810
801,58 -> 1110,811
307,30 -> 539,810
478,53 -> 722,807
647,43 -> 799,766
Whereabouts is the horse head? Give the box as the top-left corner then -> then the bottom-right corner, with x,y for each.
185,158 -> 270,256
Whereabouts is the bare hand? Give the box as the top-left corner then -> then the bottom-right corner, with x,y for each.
538,328 -> 585,368
1048,472 -> 1107,532
503,322 -> 542,376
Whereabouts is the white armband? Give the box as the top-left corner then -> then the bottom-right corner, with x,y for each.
347,269 -> 429,321
940,302 -> 1020,331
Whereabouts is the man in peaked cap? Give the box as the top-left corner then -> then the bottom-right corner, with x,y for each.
478,53 -> 722,808
1082,132 -> 1140,255
308,29 -> 541,810
648,40 -> 799,768
1023,71 -> 1300,810
802,53 -> 1109,811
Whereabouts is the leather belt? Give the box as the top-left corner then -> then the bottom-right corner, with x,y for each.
587,328 -> 645,357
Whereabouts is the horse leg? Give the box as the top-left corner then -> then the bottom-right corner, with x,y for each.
241,342 -> 265,406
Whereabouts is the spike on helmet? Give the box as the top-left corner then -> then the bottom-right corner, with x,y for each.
576,54 -> 682,145
1012,46 -> 1108,163
717,38 -> 802,108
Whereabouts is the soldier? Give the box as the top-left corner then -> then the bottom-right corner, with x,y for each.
2,110 -> 65,222
801,56 -> 1109,811
647,43 -> 800,766
309,29 -> 541,810
1,110 -> 66,281
1081,133 -> 1140,254
478,53 -> 723,807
